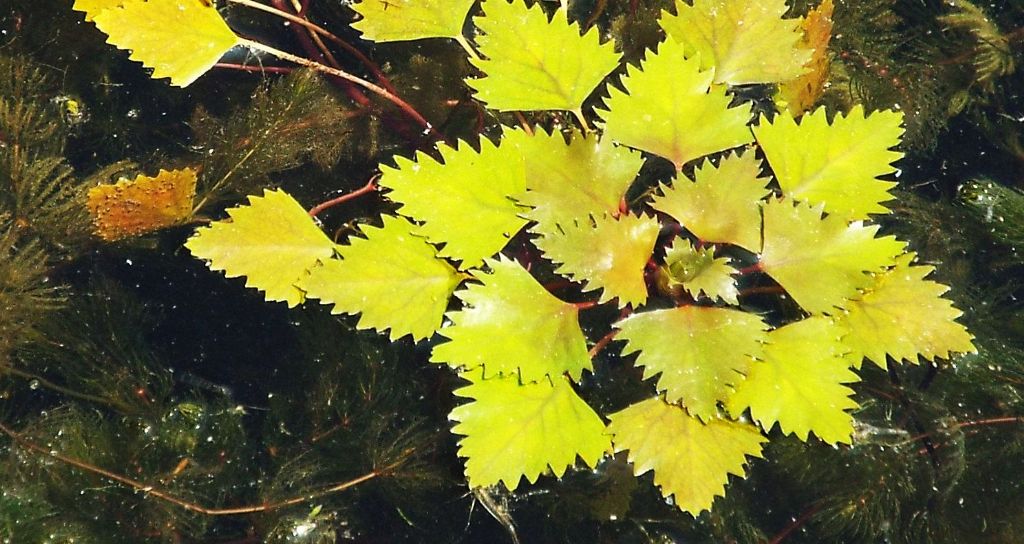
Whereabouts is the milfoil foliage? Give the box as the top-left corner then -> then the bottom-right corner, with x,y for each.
176,0 -> 976,516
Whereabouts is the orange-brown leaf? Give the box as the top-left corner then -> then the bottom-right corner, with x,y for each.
87,167 -> 198,241
777,0 -> 834,114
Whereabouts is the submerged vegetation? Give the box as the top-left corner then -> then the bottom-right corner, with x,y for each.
0,0 -> 1022,542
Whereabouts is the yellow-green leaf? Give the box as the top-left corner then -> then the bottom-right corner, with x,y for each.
507,129 -> 643,236
838,253 -> 976,369
607,398 -> 766,515
753,106 -> 904,221
431,256 -> 591,382
380,138 -> 528,269
726,316 -> 859,445
534,213 -> 660,308
73,0 -> 129,21
297,215 -> 462,342
616,307 -> 767,420
185,189 -> 334,308
90,0 -> 240,87
649,152 -> 769,252
468,0 -> 620,114
350,0 -> 475,42
598,38 -> 753,171
450,369 -> 610,490
759,199 -> 906,315
658,239 -> 740,305
660,0 -> 812,85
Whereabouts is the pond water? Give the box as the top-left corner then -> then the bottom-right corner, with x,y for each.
1,1 -> 1022,543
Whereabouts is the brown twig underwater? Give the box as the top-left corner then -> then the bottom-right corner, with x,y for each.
0,420 -> 404,516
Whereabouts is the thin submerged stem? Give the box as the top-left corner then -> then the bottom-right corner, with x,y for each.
308,178 -> 378,217
236,38 -> 438,137
1,365 -> 132,413
0,420 -> 403,516
229,0 -> 398,95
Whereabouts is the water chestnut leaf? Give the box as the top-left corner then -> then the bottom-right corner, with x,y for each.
350,0 -> 476,42
759,199 -> 906,315
660,0 -> 812,85
89,0 -> 240,87
649,151 -> 769,252
430,257 -> 591,382
534,213 -> 660,308
72,0 -> 129,21
507,129 -> 643,237
297,215 -> 463,342
607,397 -> 766,515
727,316 -> 859,444
450,368 -> 610,491
186,189 -> 335,308
87,167 -> 197,241
380,138 -> 529,269
616,306 -> 767,420
837,252 -> 976,369
598,38 -> 753,171
753,106 -> 904,221
468,0 -> 621,114
658,239 -> 740,305
776,0 -> 835,114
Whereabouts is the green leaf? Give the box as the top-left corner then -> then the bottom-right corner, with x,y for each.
534,213 -> 660,308
297,215 -> 462,342
753,106 -> 904,221
507,129 -> 643,237
598,38 -> 753,171
660,0 -> 812,85
185,189 -> 334,308
90,0 -> 240,87
450,369 -> 610,490
658,239 -> 740,305
607,398 -> 766,515
727,316 -> 859,444
837,253 -> 975,369
616,306 -> 767,420
468,0 -> 621,114
380,138 -> 529,269
350,0 -> 475,42
759,199 -> 906,315
430,256 -> 591,382
649,152 -> 769,252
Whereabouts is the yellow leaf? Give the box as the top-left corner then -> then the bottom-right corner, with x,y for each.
450,369 -> 610,491
838,253 -> 976,369
430,256 -> 591,382
753,106 -> 904,221
598,38 -> 753,171
91,0 -> 240,87
616,306 -> 767,421
660,0 -> 812,85
759,199 -> 906,315
533,213 -> 660,308
658,239 -> 741,305
380,138 -> 528,269
72,0 -> 131,21
87,167 -> 197,241
777,0 -> 835,114
507,129 -> 643,237
185,189 -> 335,307
649,151 -> 769,252
468,0 -> 621,114
607,398 -> 766,515
727,317 -> 859,445
297,215 -> 462,342
350,0 -> 476,42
